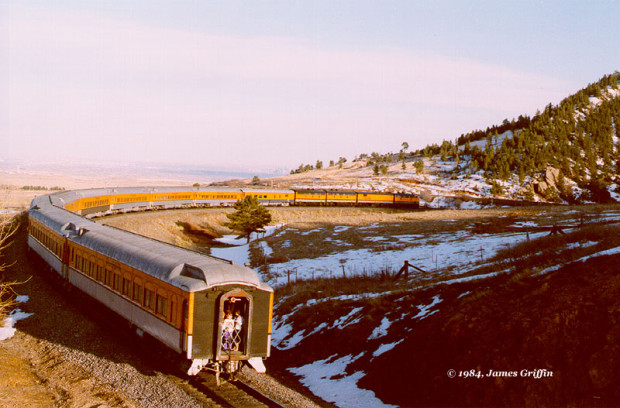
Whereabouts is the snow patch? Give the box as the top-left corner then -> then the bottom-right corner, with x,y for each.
289,354 -> 396,408
333,307 -> 364,329
372,339 -> 404,357
369,317 -> 392,340
413,296 -> 442,320
0,297 -> 33,341
537,246 -> 620,276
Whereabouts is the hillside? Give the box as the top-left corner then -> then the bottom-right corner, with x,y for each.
96,204 -> 620,407
263,205 -> 620,407
267,72 -> 620,208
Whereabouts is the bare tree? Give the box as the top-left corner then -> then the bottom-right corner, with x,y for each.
0,212 -> 20,321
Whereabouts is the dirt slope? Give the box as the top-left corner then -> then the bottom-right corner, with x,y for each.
361,254 -> 620,407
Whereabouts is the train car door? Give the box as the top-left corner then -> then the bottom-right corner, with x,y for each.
216,290 -> 252,360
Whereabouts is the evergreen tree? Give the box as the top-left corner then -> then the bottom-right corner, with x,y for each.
490,181 -> 504,196
226,196 -> 272,243
414,159 -> 424,173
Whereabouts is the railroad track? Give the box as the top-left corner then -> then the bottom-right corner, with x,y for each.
188,371 -> 287,408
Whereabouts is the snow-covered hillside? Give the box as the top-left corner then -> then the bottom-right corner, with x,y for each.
275,73 -> 620,208
210,206 -> 620,408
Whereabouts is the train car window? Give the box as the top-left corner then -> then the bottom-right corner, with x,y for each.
133,283 -> 143,303
156,295 -> 168,317
122,278 -> 132,297
105,269 -> 113,287
144,289 -> 154,310
113,274 -> 122,292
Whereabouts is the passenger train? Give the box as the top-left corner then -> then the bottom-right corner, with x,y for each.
59,186 -> 419,218
27,186 -> 418,381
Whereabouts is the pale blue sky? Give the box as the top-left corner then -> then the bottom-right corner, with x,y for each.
2,1 -> 619,170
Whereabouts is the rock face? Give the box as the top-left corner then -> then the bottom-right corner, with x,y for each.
534,167 -> 561,197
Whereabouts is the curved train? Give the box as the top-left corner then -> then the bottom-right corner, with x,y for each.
60,186 -> 419,218
27,186 -> 418,380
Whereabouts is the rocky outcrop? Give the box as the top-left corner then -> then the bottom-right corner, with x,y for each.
534,167 -> 561,198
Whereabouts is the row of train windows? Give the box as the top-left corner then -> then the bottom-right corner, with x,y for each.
156,195 -> 191,200
83,199 -> 108,207
250,194 -> 286,199
73,254 -> 172,321
31,226 -> 62,257
117,196 -> 148,203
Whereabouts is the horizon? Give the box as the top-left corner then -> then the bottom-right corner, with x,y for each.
3,1 -> 619,171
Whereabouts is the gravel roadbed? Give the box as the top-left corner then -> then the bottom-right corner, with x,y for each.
1,225 -> 322,407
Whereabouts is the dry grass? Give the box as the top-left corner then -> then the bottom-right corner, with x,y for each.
490,223 -> 620,272
101,203 -> 620,265
102,208 -> 233,248
266,205 -> 620,309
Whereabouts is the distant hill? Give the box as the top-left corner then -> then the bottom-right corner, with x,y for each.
280,72 -> 620,207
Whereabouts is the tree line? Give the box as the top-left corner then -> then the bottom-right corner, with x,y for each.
288,71 -> 620,202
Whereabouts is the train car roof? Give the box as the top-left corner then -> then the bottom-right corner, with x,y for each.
30,192 -> 264,293
50,186 -> 248,203
240,188 -> 294,194
293,189 -> 326,194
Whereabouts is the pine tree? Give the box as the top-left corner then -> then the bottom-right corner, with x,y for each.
226,196 -> 272,243
414,159 -> 424,173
